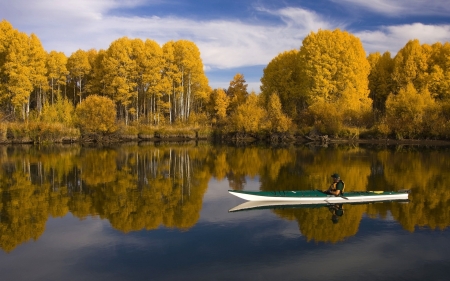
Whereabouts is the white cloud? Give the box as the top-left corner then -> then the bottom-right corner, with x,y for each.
356,23 -> 450,55
334,0 -> 450,16
1,1 -> 449,90
0,1 -> 335,70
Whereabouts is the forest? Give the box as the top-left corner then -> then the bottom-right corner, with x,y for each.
1,19 -> 450,143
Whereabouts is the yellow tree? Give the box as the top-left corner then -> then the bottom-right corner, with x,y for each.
298,29 -> 371,125
227,73 -> 248,114
46,51 -> 68,105
103,37 -> 137,125
367,51 -> 394,118
392,39 -> 430,94
132,39 -> 163,123
230,92 -> 266,133
173,40 -> 209,122
260,49 -> 303,119
266,93 -> 291,133
427,42 -> 450,101
161,41 -> 181,124
75,95 -> 117,134
26,34 -> 48,118
0,20 -> 16,109
213,88 -> 229,122
3,31 -> 33,120
386,83 -> 436,138
85,49 -> 107,97
67,49 -> 91,105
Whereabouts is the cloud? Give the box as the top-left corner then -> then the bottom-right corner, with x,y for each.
1,0 -> 449,90
0,1 -> 336,70
334,0 -> 450,16
356,23 -> 450,55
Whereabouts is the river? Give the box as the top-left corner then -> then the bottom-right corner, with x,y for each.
0,142 -> 449,280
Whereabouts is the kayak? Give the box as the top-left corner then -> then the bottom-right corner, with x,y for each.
229,199 -> 409,212
228,189 -> 410,203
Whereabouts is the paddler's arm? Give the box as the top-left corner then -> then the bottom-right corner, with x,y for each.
328,189 -> 341,196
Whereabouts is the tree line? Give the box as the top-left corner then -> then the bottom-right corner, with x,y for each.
1,19 -> 450,140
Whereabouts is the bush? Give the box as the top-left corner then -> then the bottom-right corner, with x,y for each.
75,95 -> 117,134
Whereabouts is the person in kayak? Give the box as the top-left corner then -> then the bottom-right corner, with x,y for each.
324,173 -> 345,196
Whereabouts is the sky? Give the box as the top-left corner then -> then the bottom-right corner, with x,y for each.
1,0 -> 450,92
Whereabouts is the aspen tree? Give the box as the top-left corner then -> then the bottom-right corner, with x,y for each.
367,51 -> 394,117
299,29 -> 371,118
227,73 -> 248,114
67,49 -> 91,105
260,50 -> 302,118
103,37 -> 137,125
46,51 -> 68,105
3,31 -> 32,120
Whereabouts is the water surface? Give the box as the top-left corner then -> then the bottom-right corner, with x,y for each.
0,143 -> 449,280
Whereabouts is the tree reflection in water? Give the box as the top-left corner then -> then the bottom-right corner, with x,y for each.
0,144 -> 449,251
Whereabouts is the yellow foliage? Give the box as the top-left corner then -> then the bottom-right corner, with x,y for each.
230,92 -> 266,133
266,93 -> 292,133
75,95 -> 117,134
299,29 -> 371,114
386,83 -> 436,138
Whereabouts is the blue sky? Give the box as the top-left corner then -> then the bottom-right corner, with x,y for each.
1,0 -> 450,92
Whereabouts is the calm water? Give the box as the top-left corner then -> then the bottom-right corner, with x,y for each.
0,143 -> 449,281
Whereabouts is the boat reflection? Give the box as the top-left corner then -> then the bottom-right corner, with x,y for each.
230,199 -> 410,243
229,199 -> 410,213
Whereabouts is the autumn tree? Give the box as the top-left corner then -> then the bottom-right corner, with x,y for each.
260,50 -> 303,119
0,20 -> 15,110
427,42 -> 450,101
46,51 -> 68,105
385,83 -> 436,139
391,39 -> 430,94
85,49 -> 107,97
28,34 -> 48,116
3,30 -> 33,120
75,95 -> 117,134
172,40 -> 209,123
102,37 -> 137,125
266,93 -> 292,133
67,49 -> 91,105
227,73 -> 248,114
132,39 -> 163,124
367,51 -> 394,118
212,88 -> 229,123
298,29 -> 372,126
230,92 -> 266,133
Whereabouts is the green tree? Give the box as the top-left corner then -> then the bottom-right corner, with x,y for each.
75,95 -> 117,134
